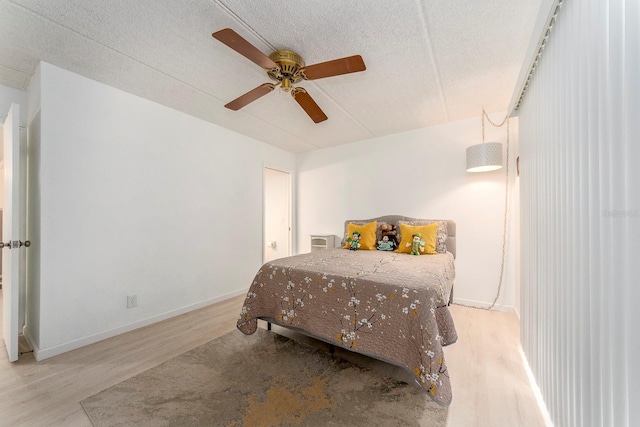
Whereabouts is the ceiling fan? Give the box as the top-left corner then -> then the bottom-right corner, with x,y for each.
212,28 -> 366,123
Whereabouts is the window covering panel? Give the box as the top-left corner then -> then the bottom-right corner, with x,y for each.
517,1 -> 639,425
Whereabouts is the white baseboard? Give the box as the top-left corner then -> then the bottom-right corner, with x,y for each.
452,297 -> 515,313
30,287 -> 249,361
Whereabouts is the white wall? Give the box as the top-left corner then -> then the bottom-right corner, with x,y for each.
0,84 -> 27,127
517,0 -> 639,425
0,83 -> 28,209
296,114 -> 520,310
25,62 -> 295,359
5,68 -> 522,355
0,155 -> 4,208
26,65 -> 41,347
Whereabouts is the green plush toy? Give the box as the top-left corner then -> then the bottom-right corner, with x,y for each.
346,231 -> 362,250
406,232 -> 425,255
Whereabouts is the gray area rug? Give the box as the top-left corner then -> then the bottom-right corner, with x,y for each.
81,328 -> 448,426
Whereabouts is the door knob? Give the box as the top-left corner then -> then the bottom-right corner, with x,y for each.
0,241 -> 31,249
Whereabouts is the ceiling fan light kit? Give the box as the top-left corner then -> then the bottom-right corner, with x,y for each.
267,49 -> 305,91
212,28 -> 366,123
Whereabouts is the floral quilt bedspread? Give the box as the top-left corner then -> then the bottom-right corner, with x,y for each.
236,248 -> 458,405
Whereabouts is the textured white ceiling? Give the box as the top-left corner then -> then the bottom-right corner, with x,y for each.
0,0 -> 542,153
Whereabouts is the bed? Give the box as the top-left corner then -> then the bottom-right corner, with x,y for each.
237,215 -> 457,405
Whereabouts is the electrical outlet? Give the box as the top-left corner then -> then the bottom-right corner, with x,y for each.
127,294 -> 138,308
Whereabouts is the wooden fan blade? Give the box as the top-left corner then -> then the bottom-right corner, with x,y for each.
225,83 -> 275,110
301,55 -> 366,80
292,88 -> 328,123
212,28 -> 277,69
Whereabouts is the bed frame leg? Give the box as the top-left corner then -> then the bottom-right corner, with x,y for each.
329,344 -> 335,354
267,322 -> 272,331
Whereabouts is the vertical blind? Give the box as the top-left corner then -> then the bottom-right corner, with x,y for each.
517,1 -> 639,426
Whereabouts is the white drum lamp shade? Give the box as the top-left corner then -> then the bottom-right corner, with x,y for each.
466,142 -> 503,172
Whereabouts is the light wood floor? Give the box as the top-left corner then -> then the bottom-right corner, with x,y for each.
0,291 -> 546,426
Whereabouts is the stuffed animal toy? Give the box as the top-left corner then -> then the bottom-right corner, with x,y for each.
406,232 -> 425,255
377,235 -> 396,251
379,223 -> 398,246
346,231 -> 362,250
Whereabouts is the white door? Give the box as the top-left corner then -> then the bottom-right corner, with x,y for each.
2,104 -> 22,362
264,167 -> 291,263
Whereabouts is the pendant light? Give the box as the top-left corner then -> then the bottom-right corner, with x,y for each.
466,109 -> 509,172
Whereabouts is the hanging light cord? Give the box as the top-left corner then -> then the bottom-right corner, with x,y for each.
458,110 -> 511,311
488,113 -> 510,310
482,108 -> 510,142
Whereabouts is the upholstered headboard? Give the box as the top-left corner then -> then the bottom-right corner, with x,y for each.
341,215 -> 456,258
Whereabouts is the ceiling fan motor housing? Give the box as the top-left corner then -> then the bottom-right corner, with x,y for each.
267,49 -> 305,89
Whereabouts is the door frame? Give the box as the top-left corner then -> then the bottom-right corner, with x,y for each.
262,164 -> 294,263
